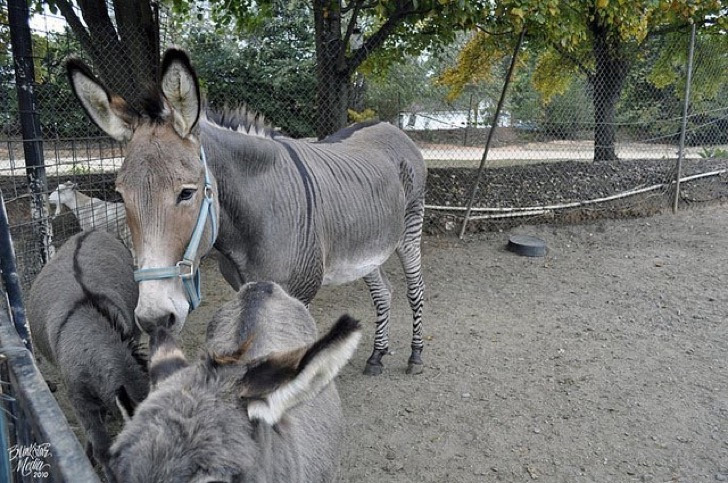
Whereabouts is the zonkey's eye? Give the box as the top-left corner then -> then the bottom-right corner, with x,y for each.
177,188 -> 196,203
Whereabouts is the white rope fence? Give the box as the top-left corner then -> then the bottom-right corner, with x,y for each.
426,168 -> 728,220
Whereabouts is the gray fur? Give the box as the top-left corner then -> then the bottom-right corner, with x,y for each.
206,281 -> 316,358
110,281 -> 356,483
203,119 -> 427,372
27,231 -> 148,479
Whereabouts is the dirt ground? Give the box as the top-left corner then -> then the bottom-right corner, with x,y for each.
37,203 -> 727,482
169,203 -> 727,483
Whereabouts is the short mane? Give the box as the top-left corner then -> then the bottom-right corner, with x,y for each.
139,88 -> 167,123
203,104 -> 277,139
137,90 -> 277,139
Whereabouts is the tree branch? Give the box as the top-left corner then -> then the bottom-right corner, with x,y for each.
341,0 -> 363,53
645,18 -> 712,41
345,1 -> 436,73
475,25 -> 514,36
342,0 -> 377,14
549,41 -> 594,80
54,0 -> 94,56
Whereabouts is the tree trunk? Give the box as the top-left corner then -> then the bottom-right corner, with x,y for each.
57,0 -> 159,109
311,0 -> 421,138
315,61 -> 350,138
313,0 -> 350,139
350,73 -> 367,113
590,18 -> 630,162
112,0 -> 159,96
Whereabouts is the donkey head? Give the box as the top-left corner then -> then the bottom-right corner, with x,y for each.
67,49 -> 219,334
108,315 -> 361,483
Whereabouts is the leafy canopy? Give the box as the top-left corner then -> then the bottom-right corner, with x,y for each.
170,0 -> 488,71
438,0 -> 727,101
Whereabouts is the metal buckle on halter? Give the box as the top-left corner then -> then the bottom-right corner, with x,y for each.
204,184 -> 214,200
176,260 -> 195,279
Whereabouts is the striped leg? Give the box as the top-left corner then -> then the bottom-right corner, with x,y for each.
397,205 -> 425,375
362,267 -> 392,376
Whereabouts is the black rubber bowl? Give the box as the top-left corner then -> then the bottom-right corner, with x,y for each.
507,235 -> 548,257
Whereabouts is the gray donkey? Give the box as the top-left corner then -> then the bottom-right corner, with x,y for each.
27,231 -> 148,480
109,281 -> 361,483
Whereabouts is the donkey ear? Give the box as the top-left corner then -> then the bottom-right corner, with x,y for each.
242,315 -> 361,426
160,48 -> 201,138
66,58 -> 137,142
148,326 -> 188,388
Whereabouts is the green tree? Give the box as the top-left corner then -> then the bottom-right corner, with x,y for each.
1,7 -> 15,134
361,44 -> 466,125
1,19 -> 90,138
171,6 -> 319,137
438,0 -> 727,161
31,29 -> 94,138
186,0 -> 486,138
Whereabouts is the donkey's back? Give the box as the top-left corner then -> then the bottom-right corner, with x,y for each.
28,231 -> 138,360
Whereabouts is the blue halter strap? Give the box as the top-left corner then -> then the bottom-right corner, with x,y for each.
133,146 -> 218,311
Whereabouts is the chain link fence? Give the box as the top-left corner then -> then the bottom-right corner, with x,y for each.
0,2 -> 726,480
1,2 -> 727,291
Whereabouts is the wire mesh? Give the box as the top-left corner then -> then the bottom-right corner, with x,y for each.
0,3 -> 727,481
0,2 -> 726,287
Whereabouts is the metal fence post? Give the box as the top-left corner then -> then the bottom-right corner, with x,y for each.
459,28 -> 526,238
8,0 -> 54,265
673,23 -> 696,213
464,93 -> 474,146
0,190 -> 33,352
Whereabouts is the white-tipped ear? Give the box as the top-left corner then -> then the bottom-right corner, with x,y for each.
66,59 -> 136,142
160,49 -> 200,138
246,315 -> 361,426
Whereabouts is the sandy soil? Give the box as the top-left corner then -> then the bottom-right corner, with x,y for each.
171,203 -> 727,482
37,203 -> 728,482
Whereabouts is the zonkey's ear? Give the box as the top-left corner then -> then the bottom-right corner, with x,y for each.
148,326 -> 188,389
160,48 -> 201,139
242,315 -> 361,425
66,58 -> 138,142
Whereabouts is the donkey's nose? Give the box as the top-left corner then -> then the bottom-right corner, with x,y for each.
136,313 -> 177,334
134,283 -> 189,335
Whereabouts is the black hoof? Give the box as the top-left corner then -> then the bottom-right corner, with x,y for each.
363,349 -> 388,376
406,348 -> 423,375
363,363 -> 383,376
406,363 -> 423,375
